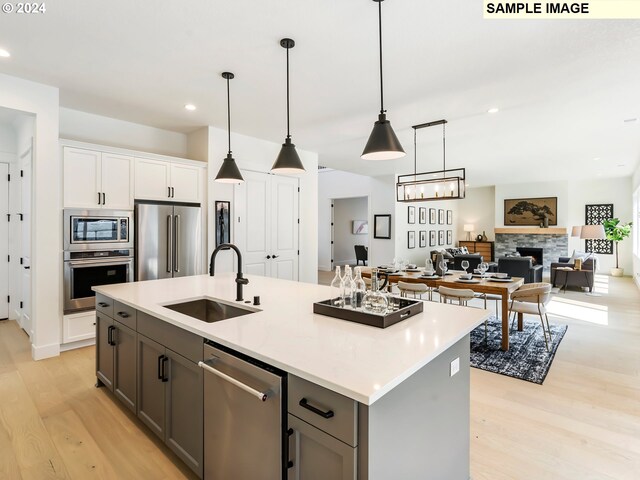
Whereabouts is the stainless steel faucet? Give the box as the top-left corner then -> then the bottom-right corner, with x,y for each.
209,243 -> 249,301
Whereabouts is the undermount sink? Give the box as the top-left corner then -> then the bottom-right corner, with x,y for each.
163,298 -> 259,323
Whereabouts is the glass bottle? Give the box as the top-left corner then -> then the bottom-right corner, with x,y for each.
352,267 -> 367,309
342,266 -> 353,308
363,269 -> 389,314
330,266 -> 344,307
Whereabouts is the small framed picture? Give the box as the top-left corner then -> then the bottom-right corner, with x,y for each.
419,230 -> 427,248
215,201 -> 231,247
373,214 -> 392,239
429,230 -> 436,247
408,206 -> 415,224
419,207 -> 427,224
446,210 -> 453,225
438,209 -> 445,225
446,230 -> 452,245
429,208 -> 436,225
408,231 -> 416,249
438,230 -> 444,246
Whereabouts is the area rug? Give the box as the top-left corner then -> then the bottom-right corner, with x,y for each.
470,316 -> 568,384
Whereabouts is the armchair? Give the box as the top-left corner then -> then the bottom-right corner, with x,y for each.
550,255 -> 597,292
497,257 -> 543,284
354,245 -> 368,266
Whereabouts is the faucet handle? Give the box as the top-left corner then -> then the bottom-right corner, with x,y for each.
236,277 -> 249,285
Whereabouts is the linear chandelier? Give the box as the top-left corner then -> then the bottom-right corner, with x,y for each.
396,119 -> 466,202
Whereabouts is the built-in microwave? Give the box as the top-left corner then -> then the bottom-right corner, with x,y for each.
63,209 -> 134,251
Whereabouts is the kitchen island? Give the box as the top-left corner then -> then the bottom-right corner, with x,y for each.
93,273 -> 489,480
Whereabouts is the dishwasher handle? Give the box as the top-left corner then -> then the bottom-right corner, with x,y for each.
198,359 -> 269,402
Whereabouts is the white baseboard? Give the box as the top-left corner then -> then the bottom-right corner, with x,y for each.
60,338 -> 96,352
335,259 -> 357,266
31,342 -> 60,360
318,264 -> 332,272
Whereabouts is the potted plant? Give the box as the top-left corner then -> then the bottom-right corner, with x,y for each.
603,218 -> 633,277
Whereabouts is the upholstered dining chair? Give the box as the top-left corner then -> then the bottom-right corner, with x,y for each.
439,286 -> 488,341
397,281 -> 429,300
508,283 -> 553,351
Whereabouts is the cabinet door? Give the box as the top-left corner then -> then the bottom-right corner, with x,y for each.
113,321 -> 137,413
63,147 -> 101,208
137,334 -> 166,439
170,163 -> 201,203
96,313 -> 114,391
134,158 -> 171,201
101,153 -> 133,209
164,349 -> 203,477
288,414 -> 356,480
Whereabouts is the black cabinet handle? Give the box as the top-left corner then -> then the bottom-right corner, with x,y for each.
107,325 -> 116,346
299,398 -> 334,419
161,356 -> 169,382
98,302 -> 109,308
171,187 -> 175,198
102,192 -> 106,205
286,428 -> 295,468
168,186 -> 171,198
116,311 -> 130,318
98,192 -> 101,205
157,355 -> 165,380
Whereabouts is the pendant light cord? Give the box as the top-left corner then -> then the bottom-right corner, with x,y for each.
413,127 -> 417,178
378,0 -> 385,115
226,76 -> 231,154
286,45 -> 291,139
442,122 -> 446,175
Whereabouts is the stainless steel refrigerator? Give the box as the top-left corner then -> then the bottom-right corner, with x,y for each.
135,203 -> 202,281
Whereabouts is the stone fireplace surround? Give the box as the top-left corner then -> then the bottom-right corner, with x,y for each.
494,228 -> 568,272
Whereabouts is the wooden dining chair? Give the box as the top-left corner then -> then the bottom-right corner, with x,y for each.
508,283 -> 553,351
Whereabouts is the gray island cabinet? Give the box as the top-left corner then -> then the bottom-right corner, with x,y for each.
94,273 -> 484,480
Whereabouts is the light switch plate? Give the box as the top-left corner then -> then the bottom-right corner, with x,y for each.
450,357 -> 460,377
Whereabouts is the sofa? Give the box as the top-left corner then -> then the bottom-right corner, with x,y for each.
497,257 -> 543,284
550,254 -> 597,291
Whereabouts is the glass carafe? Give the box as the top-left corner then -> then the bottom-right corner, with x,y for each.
352,267 -> 367,309
342,266 -> 353,308
330,266 -> 344,307
363,269 -> 389,314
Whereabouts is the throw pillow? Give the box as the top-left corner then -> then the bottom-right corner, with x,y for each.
569,250 -> 589,263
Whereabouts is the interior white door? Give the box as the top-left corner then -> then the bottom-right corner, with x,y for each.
20,145 -> 32,336
101,153 -> 133,209
63,147 -> 101,208
170,163 -> 201,203
270,175 -> 299,281
0,163 -> 8,319
134,158 -> 171,201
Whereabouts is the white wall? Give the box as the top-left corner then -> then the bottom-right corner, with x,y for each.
333,197 -> 368,266
0,73 -> 60,360
318,170 -> 395,271
457,186 -> 495,241
495,181 -> 569,228
633,164 -> 640,287
206,127 -> 318,284
0,123 -> 16,153
59,107 -> 189,158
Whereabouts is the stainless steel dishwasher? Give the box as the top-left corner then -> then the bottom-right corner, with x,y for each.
199,341 -> 287,480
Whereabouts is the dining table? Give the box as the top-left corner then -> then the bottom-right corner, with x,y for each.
362,267 -> 525,351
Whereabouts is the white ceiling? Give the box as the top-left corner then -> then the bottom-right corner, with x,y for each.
1,0 -> 639,186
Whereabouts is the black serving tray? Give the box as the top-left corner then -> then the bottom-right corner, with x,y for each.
313,297 -> 424,329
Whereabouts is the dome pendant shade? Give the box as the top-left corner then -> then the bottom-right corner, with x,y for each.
271,137 -> 305,174
361,113 -> 406,160
215,152 -> 244,183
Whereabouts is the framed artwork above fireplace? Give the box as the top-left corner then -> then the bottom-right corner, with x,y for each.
504,197 -> 558,226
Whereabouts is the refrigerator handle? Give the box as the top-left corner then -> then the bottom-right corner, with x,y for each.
167,215 -> 173,273
174,215 -> 180,272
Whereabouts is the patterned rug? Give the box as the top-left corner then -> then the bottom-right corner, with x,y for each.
470,316 -> 568,384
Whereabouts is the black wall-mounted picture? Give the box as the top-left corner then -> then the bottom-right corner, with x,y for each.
446,230 -> 452,245
504,197 -> 558,226
374,214 -> 392,239
408,206 -> 415,224
446,210 -> 453,225
408,231 -> 416,249
419,230 -> 426,248
438,230 -> 444,246
419,207 -> 427,224
429,208 -> 436,224
215,201 -> 231,247
585,204 -> 614,254
429,230 -> 436,247
438,209 -> 445,225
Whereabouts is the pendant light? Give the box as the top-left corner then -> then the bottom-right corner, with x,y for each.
361,0 -> 405,161
271,38 -> 306,175
214,71 -> 244,183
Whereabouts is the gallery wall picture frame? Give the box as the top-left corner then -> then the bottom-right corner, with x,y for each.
438,209 -> 445,225
429,230 -> 436,247
408,206 -> 416,224
408,231 -> 416,249
446,210 -> 453,225
504,196 -> 558,226
429,208 -> 436,224
446,230 -> 452,245
419,230 -> 427,248
419,207 -> 427,224
215,201 -> 231,247
438,230 -> 444,246
373,214 -> 392,239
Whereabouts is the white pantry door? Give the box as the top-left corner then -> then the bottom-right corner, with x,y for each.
0,163 -> 8,319
234,171 -> 299,281
20,144 -> 32,336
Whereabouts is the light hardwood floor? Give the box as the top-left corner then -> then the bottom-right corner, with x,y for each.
0,274 -> 638,479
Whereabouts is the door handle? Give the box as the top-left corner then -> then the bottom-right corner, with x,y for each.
157,354 -> 164,380
266,255 -> 271,259
298,398 -> 334,419
166,215 -> 173,273
23,266 -> 30,270
173,215 -> 180,272
272,255 -> 279,259
161,356 -> 169,382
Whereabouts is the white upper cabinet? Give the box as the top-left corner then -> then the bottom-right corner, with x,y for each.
134,158 -> 172,201
64,148 -> 133,210
170,163 -> 201,203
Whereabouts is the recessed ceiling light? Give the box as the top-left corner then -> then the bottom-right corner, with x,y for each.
617,164 -> 626,167
0,48 -> 10,58
184,104 -> 196,111
487,107 -> 499,114
623,118 -> 638,123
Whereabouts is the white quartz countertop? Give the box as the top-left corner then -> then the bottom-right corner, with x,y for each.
94,274 -> 489,405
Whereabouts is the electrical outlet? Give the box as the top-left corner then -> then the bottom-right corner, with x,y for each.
450,357 -> 460,377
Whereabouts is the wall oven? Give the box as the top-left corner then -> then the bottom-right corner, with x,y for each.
64,209 -> 133,251
63,249 -> 134,313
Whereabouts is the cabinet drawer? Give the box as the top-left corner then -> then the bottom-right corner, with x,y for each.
96,293 -> 114,318
137,311 -> 203,363
288,375 -> 358,447
113,301 -> 136,330
62,311 -> 96,343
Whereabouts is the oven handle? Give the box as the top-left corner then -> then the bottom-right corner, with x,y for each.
67,258 -> 133,267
